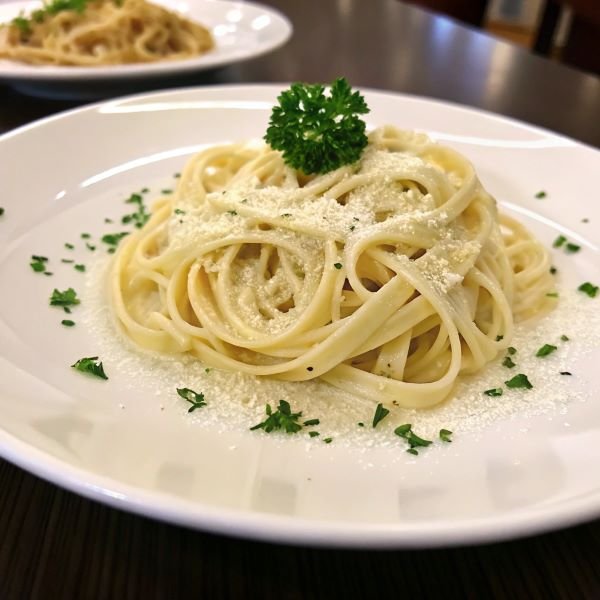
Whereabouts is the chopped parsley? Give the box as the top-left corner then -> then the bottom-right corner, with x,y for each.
560,371 -> 572,376
560,334 -> 569,342
357,422 -> 365,427
61,319 -> 75,327
61,258 -> 74,264
578,282 -> 598,298
565,243 -> 581,254
546,292 -> 559,298
553,235 -> 566,248
250,399 -> 303,434
264,77 -> 370,174
30,255 -> 49,273
65,243 -> 74,250
101,232 -> 129,249
176,388 -> 207,412
309,431 -> 319,438
502,356 -> 516,368
323,437 -> 333,444
484,387 -> 503,397
372,403 -> 390,428
439,429 -> 453,443
71,356 -> 108,380
81,233 -> 91,239
394,424 -> 432,455
74,264 -> 86,272
122,192 -> 150,228
161,189 -> 173,194
86,242 -> 96,251
0,207 -> 4,216
227,210 -> 238,216
333,262 -> 343,270
495,334 -> 504,341
49,287 -> 80,308
303,418 -> 320,426
505,373 -> 533,389
507,347 -> 517,355
550,266 -> 557,275
536,344 -> 557,357
534,191 -> 547,199
174,208 -> 186,215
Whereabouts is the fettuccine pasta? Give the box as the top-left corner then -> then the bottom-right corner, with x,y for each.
109,127 -> 554,409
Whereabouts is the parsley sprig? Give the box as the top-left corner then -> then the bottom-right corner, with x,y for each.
264,78 -> 370,174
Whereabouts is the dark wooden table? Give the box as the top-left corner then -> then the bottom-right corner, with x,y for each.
1,1 -> 600,597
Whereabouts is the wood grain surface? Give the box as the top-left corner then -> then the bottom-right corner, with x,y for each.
1,1 -> 599,597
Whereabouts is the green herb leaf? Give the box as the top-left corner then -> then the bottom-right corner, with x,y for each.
560,371 -> 572,376
323,437 -> 333,444
394,424 -> 432,455
553,235 -> 566,248
71,356 -> 108,380
535,190 -> 547,198
565,243 -> 581,254
333,262 -> 343,270
65,243 -> 74,249
502,356 -> 516,368
578,282 -> 598,298
536,344 -> 557,357
309,431 -> 319,438
74,264 -> 86,272
507,347 -> 517,355
264,78 -> 370,174
372,403 -> 390,428
439,428 -> 453,442
0,207 -> 4,216
484,387 -> 503,397
546,292 -> 559,298
303,418 -> 320,426
560,334 -> 569,341
250,399 -> 303,434
61,319 -> 75,327
505,373 -> 533,389
176,387 -> 207,412
101,232 -> 129,249
50,287 -> 80,307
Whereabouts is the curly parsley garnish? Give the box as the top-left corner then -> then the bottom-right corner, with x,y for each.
176,388 -> 207,413
71,356 -> 108,380
264,78 -> 370,175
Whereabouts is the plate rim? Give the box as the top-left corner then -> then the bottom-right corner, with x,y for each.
1,83 -> 599,549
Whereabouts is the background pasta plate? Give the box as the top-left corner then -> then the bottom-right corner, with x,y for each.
0,85 -> 599,548
0,0 -> 292,93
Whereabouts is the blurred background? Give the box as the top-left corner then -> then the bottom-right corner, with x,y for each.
404,0 -> 599,74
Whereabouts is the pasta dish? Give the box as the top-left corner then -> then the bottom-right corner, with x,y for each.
108,126 -> 554,409
0,0 -> 214,66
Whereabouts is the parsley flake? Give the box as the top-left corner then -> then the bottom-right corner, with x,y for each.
502,356 -> 516,368
394,424 -> 432,455
176,388 -> 207,412
439,429 -> 453,443
250,399 -> 303,434
61,319 -> 75,327
536,344 -> 557,357
560,371 -> 572,376
372,403 -> 390,428
535,191 -> 547,199
505,373 -> 533,389
333,262 -> 343,270
71,356 -> 108,380
578,282 -> 598,298
484,388 -> 503,397
50,287 -> 80,308
101,232 -> 129,249
74,264 -> 86,272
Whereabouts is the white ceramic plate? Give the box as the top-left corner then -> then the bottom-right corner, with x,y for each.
0,0 -> 292,97
0,85 -> 599,548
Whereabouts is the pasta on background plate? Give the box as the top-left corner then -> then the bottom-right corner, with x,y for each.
0,0 -> 214,66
